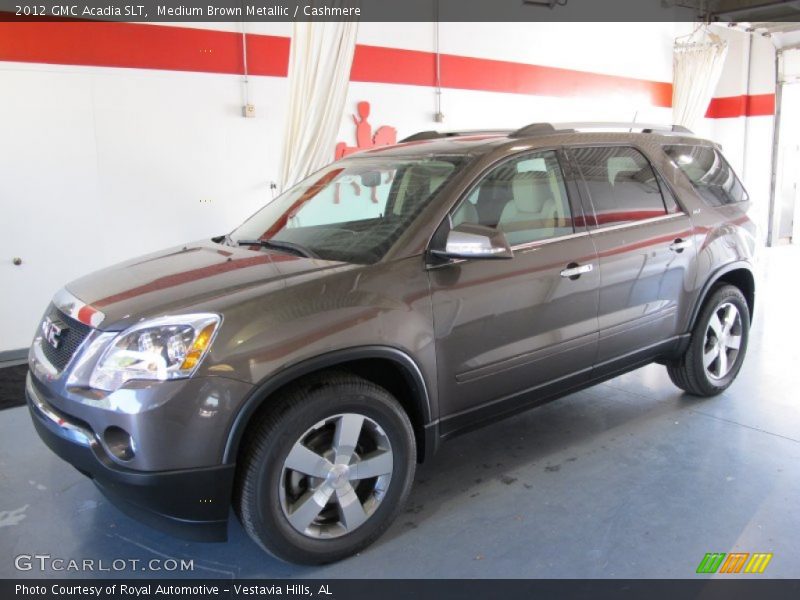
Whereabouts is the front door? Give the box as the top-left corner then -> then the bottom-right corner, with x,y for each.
429,149 -> 600,435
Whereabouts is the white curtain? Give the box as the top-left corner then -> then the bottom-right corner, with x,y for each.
278,18 -> 359,191
672,28 -> 728,130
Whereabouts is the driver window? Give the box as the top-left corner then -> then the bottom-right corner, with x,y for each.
452,150 -> 574,246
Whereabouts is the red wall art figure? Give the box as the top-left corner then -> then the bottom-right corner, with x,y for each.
334,101 -> 398,204
335,101 -> 398,160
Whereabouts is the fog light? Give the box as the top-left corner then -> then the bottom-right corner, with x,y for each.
104,426 -> 135,461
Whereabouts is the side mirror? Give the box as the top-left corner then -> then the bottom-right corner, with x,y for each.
430,223 -> 513,260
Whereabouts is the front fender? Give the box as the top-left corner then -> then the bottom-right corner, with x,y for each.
221,345 -> 437,464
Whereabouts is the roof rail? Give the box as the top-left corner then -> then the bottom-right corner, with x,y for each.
555,122 -> 694,134
671,124 -> 694,134
508,123 -> 559,138
509,121 -> 695,138
403,123 -> 695,143
399,129 -> 511,143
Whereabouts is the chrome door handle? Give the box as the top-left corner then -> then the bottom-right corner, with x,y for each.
669,238 -> 693,252
560,263 -> 593,279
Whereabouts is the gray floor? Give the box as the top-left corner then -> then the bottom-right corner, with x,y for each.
2,246 -> 799,579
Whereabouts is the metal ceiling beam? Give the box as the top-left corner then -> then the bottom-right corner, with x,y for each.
749,20 -> 800,32
711,0 -> 800,22
664,1 -> 800,22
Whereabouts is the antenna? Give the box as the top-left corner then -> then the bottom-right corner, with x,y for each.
629,111 -> 638,133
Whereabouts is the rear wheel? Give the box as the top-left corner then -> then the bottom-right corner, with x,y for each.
667,284 -> 750,396
235,372 -> 416,564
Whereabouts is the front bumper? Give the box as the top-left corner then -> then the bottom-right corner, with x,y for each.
26,373 -> 235,542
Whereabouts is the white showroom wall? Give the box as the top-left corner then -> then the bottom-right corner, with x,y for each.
0,21 -> 774,353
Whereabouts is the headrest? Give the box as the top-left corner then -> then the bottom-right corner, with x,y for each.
405,164 -> 453,194
429,173 -> 448,193
611,169 -> 640,186
511,172 -> 553,214
607,156 -> 640,185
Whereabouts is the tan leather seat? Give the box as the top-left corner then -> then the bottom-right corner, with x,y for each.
393,165 -> 454,216
452,200 -> 479,227
499,172 -> 557,241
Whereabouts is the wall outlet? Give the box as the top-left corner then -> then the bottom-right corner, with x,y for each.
243,104 -> 256,118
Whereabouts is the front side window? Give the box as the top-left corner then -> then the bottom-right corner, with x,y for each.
663,144 -> 748,206
570,146 -> 668,227
230,155 -> 465,264
452,150 -> 574,246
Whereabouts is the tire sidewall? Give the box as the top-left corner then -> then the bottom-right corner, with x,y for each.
691,286 -> 750,394
249,385 -> 415,564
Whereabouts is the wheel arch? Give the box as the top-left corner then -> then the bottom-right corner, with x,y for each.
222,346 -> 437,465
689,261 -> 755,331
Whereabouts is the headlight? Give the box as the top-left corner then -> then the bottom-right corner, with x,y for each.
89,314 -> 221,392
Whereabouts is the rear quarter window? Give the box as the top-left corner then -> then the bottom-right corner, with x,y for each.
663,144 -> 748,206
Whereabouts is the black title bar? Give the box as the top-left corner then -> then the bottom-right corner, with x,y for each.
1,0 -> 711,22
5,579 -> 800,600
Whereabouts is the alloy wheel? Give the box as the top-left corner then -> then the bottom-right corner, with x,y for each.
279,413 -> 394,539
703,302 -> 743,380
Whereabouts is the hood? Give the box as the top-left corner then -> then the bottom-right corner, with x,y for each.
64,241 -> 351,330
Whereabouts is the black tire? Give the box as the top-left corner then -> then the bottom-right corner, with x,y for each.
667,284 -> 750,397
234,371 -> 416,564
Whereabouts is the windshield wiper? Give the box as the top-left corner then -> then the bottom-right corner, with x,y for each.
236,238 -> 318,259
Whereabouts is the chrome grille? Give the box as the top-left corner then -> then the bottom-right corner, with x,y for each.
39,305 -> 92,371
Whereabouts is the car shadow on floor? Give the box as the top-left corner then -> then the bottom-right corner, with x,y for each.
383,380 -> 694,536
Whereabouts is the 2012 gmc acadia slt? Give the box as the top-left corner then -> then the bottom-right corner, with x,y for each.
27,122 -> 756,564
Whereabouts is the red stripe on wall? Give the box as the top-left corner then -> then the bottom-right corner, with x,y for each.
0,21 -> 289,76
0,21 -> 774,117
246,31 -> 291,77
350,44 -> 436,87
0,20 -> 670,105
351,43 -> 672,106
442,54 -> 674,107
705,93 -> 775,118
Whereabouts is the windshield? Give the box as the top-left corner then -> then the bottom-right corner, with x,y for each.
228,155 -> 466,264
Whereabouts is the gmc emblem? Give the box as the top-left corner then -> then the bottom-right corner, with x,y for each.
41,316 -> 65,349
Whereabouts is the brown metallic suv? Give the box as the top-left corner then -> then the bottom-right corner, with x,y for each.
26,122 -> 756,564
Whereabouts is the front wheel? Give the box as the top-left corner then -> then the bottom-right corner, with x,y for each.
667,284 -> 750,397
235,372 -> 416,564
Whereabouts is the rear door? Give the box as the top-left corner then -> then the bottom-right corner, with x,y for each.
567,145 -> 696,369
429,149 -> 600,433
